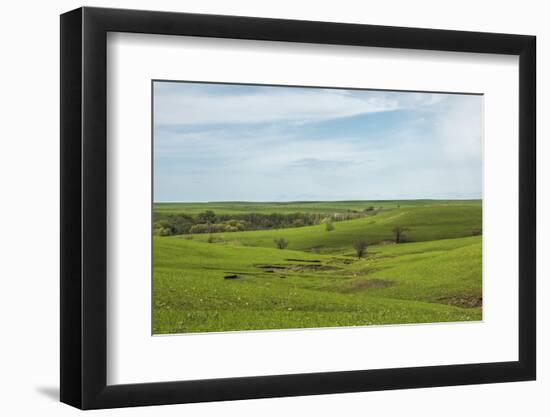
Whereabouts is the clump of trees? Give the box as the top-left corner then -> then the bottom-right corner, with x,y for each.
328,212 -> 364,222
153,214 -> 195,236
154,209 -> 369,236
353,239 -> 368,258
322,218 -> 335,232
156,224 -> 172,236
197,210 -> 216,224
274,238 -> 289,249
189,219 -> 246,234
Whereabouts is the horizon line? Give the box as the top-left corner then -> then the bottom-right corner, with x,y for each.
154,197 -> 482,204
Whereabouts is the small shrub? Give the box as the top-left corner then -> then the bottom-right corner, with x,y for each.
197,210 -> 217,224
190,224 -> 211,234
292,219 -> 305,227
472,228 -> 482,236
325,220 -> 335,232
207,234 -> 215,243
353,239 -> 368,258
224,219 -> 245,231
274,237 -> 289,249
159,227 -> 172,236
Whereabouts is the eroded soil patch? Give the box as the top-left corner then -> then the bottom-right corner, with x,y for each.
254,264 -> 287,270
224,274 -> 240,280
254,263 -> 340,273
285,258 -> 321,263
437,296 -> 482,308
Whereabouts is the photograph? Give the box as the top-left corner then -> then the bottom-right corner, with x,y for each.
152,81 -> 483,335
53,4 -> 538,411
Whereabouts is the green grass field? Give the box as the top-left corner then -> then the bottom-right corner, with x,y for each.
153,200 -> 482,334
154,199 -> 481,216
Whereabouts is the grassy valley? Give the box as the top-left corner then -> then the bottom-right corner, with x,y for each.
153,200 -> 482,334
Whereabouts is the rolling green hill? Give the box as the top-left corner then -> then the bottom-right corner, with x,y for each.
153,200 -> 482,334
187,204 -> 481,254
153,235 -> 481,334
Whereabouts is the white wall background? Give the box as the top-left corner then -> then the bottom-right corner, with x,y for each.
0,0 -> 545,415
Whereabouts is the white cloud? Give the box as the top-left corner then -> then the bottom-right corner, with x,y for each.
154,83 -> 447,126
153,83 -> 483,201
155,89 -> 393,125
436,95 -> 483,161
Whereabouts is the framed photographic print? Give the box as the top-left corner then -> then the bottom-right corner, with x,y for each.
60,6 -> 536,409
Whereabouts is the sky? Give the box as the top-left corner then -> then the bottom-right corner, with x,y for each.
153,81 -> 483,202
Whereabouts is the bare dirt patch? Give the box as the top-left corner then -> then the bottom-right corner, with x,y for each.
285,258 -> 321,263
330,258 -> 357,265
224,274 -> 240,280
254,264 -> 287,270
438,296 -> 482,308
254,263 -> 339,273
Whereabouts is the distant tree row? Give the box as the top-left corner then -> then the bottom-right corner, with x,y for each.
154,209 -> 372,236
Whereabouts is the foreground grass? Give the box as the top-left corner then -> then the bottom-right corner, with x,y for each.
153,235 -> 482,334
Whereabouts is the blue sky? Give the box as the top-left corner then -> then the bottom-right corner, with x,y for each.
153,81 -> 482,202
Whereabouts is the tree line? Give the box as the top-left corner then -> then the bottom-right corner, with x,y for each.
154,209 -> 372,236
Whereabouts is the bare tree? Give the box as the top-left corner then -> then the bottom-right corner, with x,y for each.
392,226 -> 404,244
274,238 -> 289,249
353,239 -> 368,258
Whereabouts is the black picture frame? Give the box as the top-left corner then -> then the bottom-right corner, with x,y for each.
60,6 -> 536,410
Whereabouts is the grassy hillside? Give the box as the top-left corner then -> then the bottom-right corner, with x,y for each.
153,235 -> 481,334
153,200 -> 482,334
187,204 -> 481,254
